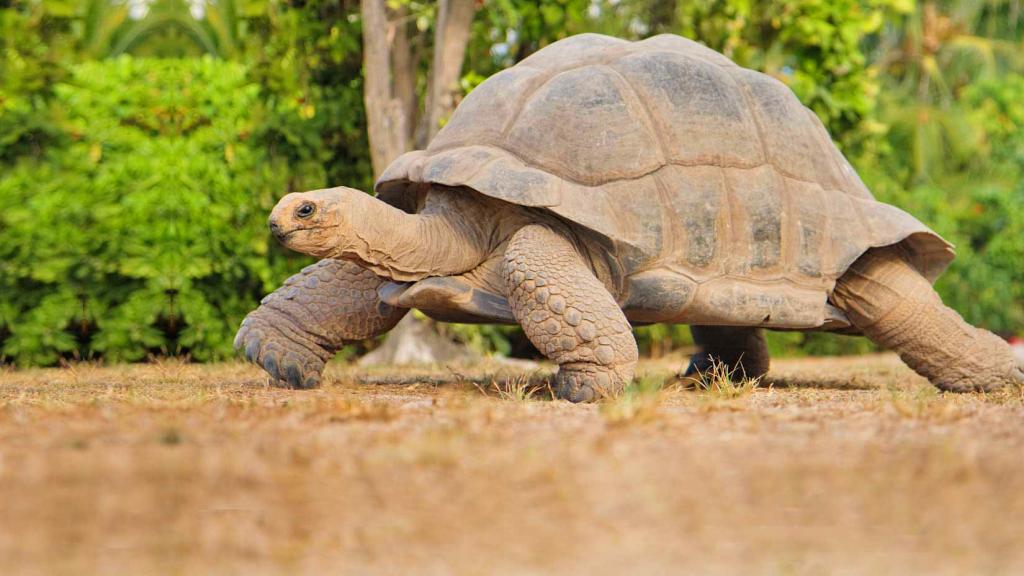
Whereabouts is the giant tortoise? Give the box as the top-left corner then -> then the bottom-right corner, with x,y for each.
235,33 -> 1024,401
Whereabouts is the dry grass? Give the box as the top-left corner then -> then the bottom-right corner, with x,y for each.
678,358 -> 765,412
1,353 -> 1023,575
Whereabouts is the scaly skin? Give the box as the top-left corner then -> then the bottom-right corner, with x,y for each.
832,246 -> 1024,392
234,259 -> 407,388
685,326 -> 770,380
503,225 -> 638,402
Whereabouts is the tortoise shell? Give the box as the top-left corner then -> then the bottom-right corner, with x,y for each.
376,33 -> 953,330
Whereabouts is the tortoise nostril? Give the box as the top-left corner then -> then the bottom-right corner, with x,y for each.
269,219 -> 284,237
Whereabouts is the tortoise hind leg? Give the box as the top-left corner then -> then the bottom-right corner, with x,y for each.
235,259 -> 407,388
684,326 -> 770,380
831,246 -> 1024,392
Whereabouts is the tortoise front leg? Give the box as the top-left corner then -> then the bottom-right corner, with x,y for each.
831,246 -> 1024,392
234,259 -> 407,388
503,225 -> 638,402
685,326 -> 770,380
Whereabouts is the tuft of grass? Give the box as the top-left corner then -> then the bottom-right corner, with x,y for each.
686,360 -> 762,411
473,374 -> 553,403
600,375 -> 666,426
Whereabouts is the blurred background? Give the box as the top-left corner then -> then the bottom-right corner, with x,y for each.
1,0 -> 1022,367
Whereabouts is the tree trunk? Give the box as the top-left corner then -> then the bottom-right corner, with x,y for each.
360,0 -> 410,175
417,0 -> 476,147
391,5 -> 419,139
358,0 -> 478,365
358,314 -> 476,366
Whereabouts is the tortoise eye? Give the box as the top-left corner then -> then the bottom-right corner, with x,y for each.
295,202 -> 316,220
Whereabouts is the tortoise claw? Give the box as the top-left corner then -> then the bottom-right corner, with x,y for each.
263,353 -> 281,380
234,312 -> 326,389
284,363 -> 303,388
244,338 -> 260,364
233,322 -> 252,355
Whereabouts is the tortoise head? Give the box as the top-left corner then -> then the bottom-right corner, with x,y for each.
268,187 -> 359,257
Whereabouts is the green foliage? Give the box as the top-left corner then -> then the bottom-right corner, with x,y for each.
242,0 -> 372,191
0,1 -> 75,162
634,323 -> 693,358
765,331 -> 878,357
0,57 -> 311,364
441,322 -> 518,357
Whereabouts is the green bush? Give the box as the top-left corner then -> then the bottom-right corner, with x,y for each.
0,57 -> 314,365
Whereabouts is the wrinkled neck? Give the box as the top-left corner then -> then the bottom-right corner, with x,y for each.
333,190 -> 494,282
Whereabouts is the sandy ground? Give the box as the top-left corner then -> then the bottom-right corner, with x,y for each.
1,353 -> 1022,575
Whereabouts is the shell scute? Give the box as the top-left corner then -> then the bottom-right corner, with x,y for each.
430,66 -> 545,152
517,33 -> 629,69
784,177 -> 830,278
506,65 -> 661,184
611,50 -> 763,167
723,166 -> 785,274
736,69 -> 845,189
635,34 -> 738,68
659,165 -> 727,271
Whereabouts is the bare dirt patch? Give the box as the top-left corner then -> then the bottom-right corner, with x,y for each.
1,354 -> 1022,575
